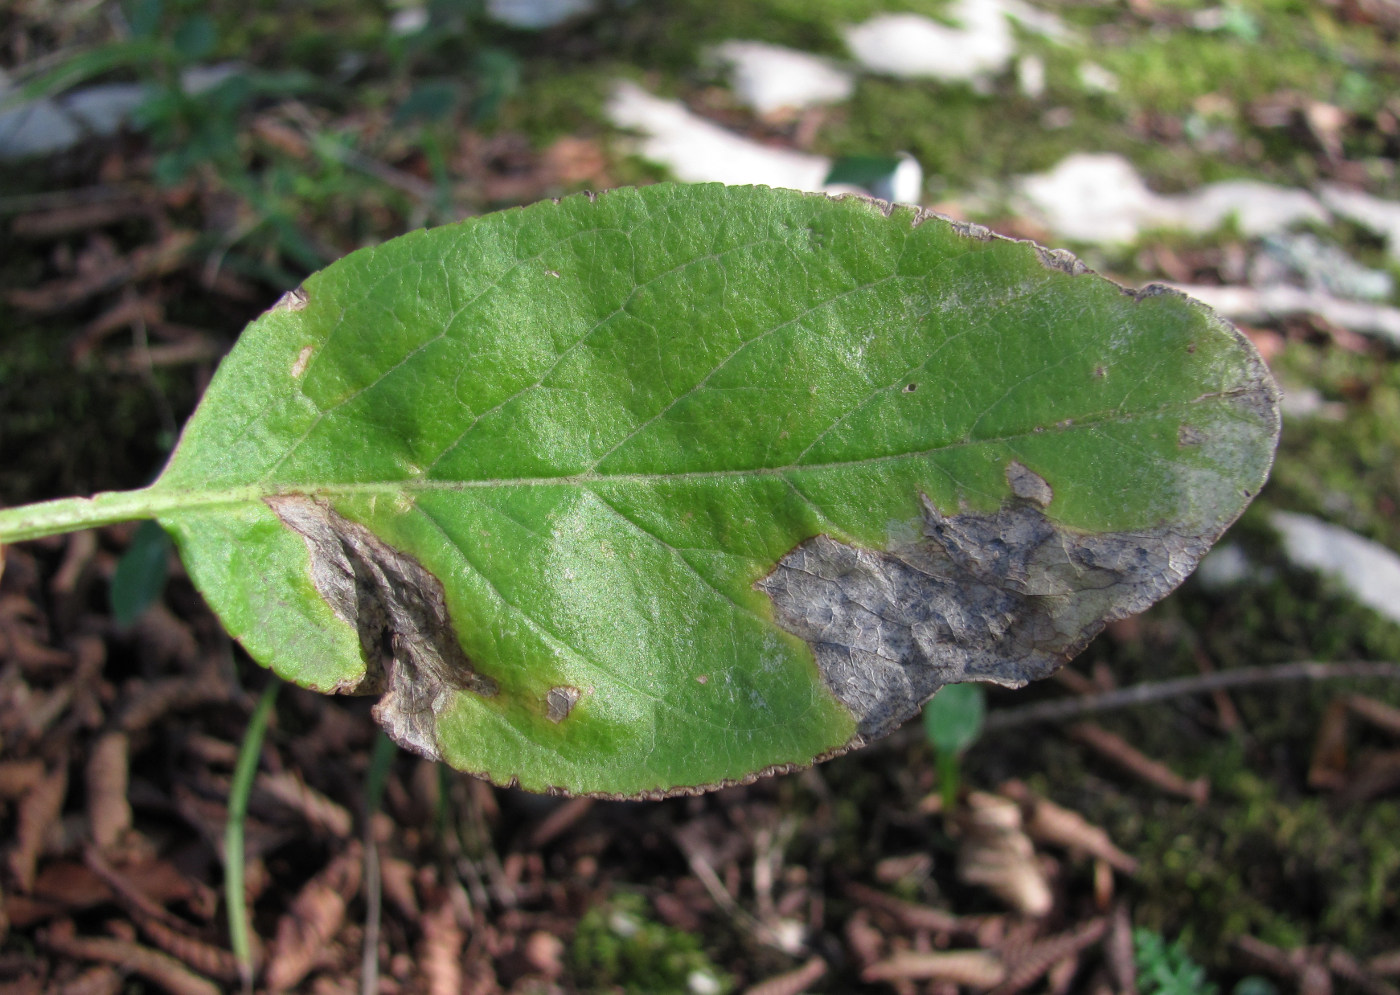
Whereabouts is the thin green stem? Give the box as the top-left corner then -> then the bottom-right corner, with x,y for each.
226,679 -> 281,994
0,490 -> 160,543
360,733 -> 397,995
0,485 -> 253,543
936,749 -> 962,813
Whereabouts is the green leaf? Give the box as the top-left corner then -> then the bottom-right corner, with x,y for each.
0,184 -> 1280,798
110,519 -> 173,625
923,682 -> 984,757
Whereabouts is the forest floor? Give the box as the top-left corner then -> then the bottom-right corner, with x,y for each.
2,1 -> 1400,993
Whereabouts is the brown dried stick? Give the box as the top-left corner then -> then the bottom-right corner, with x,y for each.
1069,724 -> 1209,804
742,956 -> 827,995
257,772 -> 353,838
986,661 -> 1400,730
863,950 -> 1006,987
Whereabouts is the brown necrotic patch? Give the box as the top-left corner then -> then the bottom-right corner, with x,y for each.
268,495 -> 496,762
755,497 -> 1212,742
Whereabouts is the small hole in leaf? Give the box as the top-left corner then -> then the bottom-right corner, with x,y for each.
903,383 -> 918,393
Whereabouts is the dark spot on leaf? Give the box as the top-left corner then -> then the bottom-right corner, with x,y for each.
1187,342 -> 1197,353
1093,366 -> 1107,378
546,686 -> 581,722
903,383 -> 918,393
267,495 -> 496,763
755,497 -> 1213,742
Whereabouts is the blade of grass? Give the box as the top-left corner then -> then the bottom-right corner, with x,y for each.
225,678 -> 280,993
361,732 -> 397,995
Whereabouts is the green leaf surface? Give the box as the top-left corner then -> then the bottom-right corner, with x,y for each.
0,184 -> 1279,797
923,682 -> 985,757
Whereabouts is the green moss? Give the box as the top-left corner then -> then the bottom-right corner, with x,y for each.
1269,341 -> 1400,552
597,0 -> 953,64
570,892 -> 733,995
961,510 -> 1400,971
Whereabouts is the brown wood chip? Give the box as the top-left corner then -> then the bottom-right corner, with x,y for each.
264,843 -> 362,992
39,920 -> 219,995
8,762 -> 68,893
85,733 -> 131,850
742,956 -> 827,995
419,896 -> 464,995
863,949 -> 1006,987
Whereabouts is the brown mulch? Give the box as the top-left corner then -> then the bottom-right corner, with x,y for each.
0,525 -> 1175,995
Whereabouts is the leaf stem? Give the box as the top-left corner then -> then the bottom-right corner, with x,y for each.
0,486 -> 261,543
0,489 -> 161,543
227,679 -> 281,993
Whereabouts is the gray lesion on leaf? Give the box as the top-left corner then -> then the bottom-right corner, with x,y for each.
1005,461 -> 1053,507
755,497 -> 1213,742
545,685 -> 581,723
267,495 -> 497,762
270,286 -> 309,313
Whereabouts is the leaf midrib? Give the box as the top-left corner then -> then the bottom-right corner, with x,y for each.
141,390 -> 1242,518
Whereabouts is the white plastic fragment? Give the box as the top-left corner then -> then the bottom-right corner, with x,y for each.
1194,543 -> 1253,590
687,970 -> 724,995
843,0 -> 1068,83
1017,54 -> 1046,99
1015,153 -> 1162,244
1077,62 -> 1119,94
1170,283 -> 1400,347
886,152 -> 925,205
711,41 -> 855,116
389,6 -> 429,35
606,81 -> 835,192
1173,179 -> 1328,238
1320,184 -> 1400,263
1272,512 -> 1400,626
1014,152 -> 1329,244
1256,233 -> 1393,302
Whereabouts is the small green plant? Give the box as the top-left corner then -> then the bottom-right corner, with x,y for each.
1135,928 -> 1218,995
923,681 -> 985,810
571,892 -> 732,995
109,519 -> 174,624
0,183 -> 1280,798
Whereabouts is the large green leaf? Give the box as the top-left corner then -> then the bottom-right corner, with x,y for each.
0,184 -> 1279,797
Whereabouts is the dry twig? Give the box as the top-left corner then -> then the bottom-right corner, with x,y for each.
1069,724 -> 1209,803
986,661 -> 1400,730
742,956 -> 827,995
